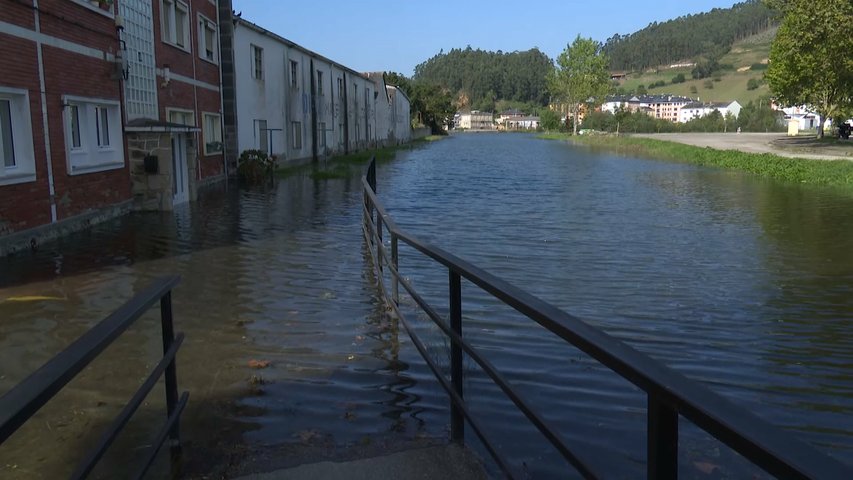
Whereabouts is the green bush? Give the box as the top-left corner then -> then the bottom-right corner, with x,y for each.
747,78 -> 760,90
237,149 -> 275,183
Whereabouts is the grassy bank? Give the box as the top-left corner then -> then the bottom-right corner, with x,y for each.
276,135 -> 444,180
539,133 -> 853,189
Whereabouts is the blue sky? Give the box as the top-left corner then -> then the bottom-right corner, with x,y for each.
232,1 -> 740,76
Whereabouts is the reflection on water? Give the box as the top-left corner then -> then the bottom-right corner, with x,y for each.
1,133 -> 852,478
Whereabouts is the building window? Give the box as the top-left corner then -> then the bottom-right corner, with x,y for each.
69,105 -> 81,149
95,106 -> 110,147
317,70 -> 323,96
161,0 -> 189,50
62,96 -> 124,175
254,119 -> 268,153
291,121 -> 302,150
251,45 -> 263,80
202,112 -> 222,155
290,60 -> 298,88
167,108 -> 195,126
318,122 -> 326,148
198,15 -> 218,63
337,77 -> 343,99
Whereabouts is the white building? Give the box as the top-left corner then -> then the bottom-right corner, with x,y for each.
677,100 -> 742,123
224,18 -> 410,166
678,102 -> 716,123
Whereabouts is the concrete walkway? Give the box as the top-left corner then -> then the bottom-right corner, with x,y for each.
233,444 -> 488,480
632,133 -> 853,161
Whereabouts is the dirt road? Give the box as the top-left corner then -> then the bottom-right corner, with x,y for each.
632,133 -> 853,160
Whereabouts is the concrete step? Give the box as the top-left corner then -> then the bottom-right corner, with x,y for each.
232,443 -> 488,480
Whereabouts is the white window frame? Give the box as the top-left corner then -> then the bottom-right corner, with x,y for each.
61,95 -> 124,175
197,14 -> 218,64
202,112 -> 222,156
166,107 -> 195,126
291,121 -> 302,150
0,87 -> 36,185
161,0 -> 190,52
251,44 -> 264,80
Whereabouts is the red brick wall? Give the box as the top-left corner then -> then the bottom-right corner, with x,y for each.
153,0 -> 224,182
41,44 -> 130,221
0,33 -> 50,234
0,2 -> 130,236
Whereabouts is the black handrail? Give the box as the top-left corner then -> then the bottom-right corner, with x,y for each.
361,159 -> 853,479
0,275 -> 187,479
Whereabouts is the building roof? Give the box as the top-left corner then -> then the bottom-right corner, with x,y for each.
236,18 -> 368,79
682,102 -> 708,109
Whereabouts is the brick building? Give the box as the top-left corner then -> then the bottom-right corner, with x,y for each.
0,0 -> 225,255
120,0 -> 224,210
0,0 -> 130,254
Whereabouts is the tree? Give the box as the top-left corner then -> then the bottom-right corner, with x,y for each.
747,78 -> 760,90
548,36 -> 611,135
766,0 -> 853,137
690,85 -> 699,95
636,84 -> 647,95
385,72 -> 455,134
540,108 -> 562,131
672,73 -> 686,84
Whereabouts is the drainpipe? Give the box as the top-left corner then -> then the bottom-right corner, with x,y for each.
32,0 -> 57,223
310,58 -> 317,162
343,72 -> 349,154
216,0 -> 228,181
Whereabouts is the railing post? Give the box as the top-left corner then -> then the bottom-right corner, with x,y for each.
449,271 -> 464,442
160,291 -> 181,457
376,216 -> 383,273
391,234 -> 399,305
648,394 -> 678,479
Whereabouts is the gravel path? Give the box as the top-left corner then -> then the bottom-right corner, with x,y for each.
632,133 -> 853,161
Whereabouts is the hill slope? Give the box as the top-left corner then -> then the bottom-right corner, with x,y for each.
602,0 -> 776,72
615,27 -> 776,104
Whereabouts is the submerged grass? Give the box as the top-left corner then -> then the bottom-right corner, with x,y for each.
276,135 -> 444,180
540,133 -> 853,189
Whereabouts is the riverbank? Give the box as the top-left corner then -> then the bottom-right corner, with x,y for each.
539,133 -> 853,189
276,136 -> 445,180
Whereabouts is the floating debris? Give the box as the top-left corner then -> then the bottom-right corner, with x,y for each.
248,359 -> 271,369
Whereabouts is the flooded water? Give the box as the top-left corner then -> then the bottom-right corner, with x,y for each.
1,133 -> 852,479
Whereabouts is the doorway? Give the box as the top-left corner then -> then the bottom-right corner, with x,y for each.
171,134 -> 189,205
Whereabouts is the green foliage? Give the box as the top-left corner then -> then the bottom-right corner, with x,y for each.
413,47 -> 552,109
385,72 -> 455,134
672,73 -> 686,84
750,62 -> 768,70
736,98 -> 786,131
570,136 -> 853,188
766,0 -> 853,137
539,109 -> 562,131
548,36 -> 611,135
648,80 -> 666,89
704,79 -> 715,89
690,85 -> 699,95
747,78 -> 761,90
603,1 -> 776,71
237,150 -> 274,183
637,84 -> 647,95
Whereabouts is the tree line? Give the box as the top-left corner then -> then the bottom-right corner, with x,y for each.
412,47 -> 553,111
602,0 -> 776,72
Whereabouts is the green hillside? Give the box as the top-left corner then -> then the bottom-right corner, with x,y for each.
615,27 -> 776,104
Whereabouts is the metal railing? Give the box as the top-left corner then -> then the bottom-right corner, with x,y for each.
361,159 -> 852,479
0,275 -> 188,480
